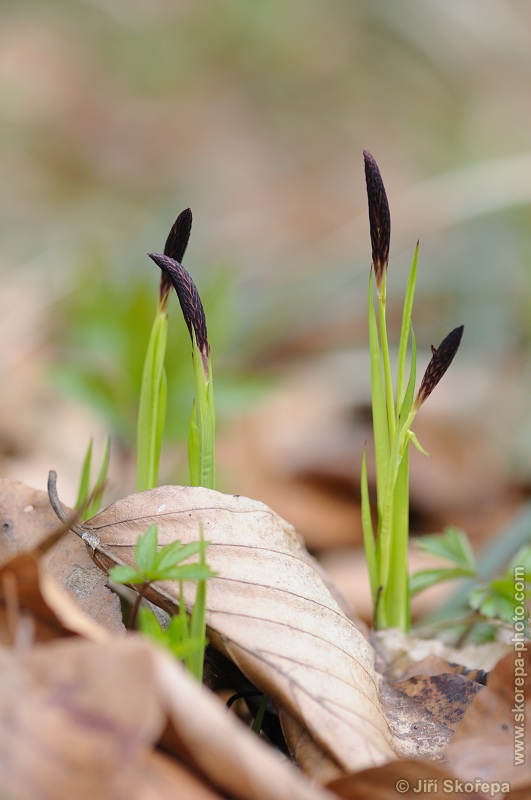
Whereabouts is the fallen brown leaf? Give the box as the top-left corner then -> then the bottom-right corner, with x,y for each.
391,653 -> 488,683
77,484 -> 398,773
279,709 -> 347,784
392,673 -> 483,732
0,478 -> 124,634
377,678 -> 454,762
327,759 -> 492,800
0,636 -> 334,800
447,648 -> 531,791
0,551 -> 110,644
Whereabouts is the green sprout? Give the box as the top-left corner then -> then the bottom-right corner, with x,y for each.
361,150 -> 464,631
109,522 -> 215,681
148,246 -> 215,490
131,210 -> 216,680
75,435 -> 111,520
136,208 -> 193,492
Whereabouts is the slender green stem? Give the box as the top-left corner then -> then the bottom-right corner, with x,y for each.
136,304 -> 168,491
188,331 -> 215,490
368,274 -> 390,511
396,243 -> 419,415
376,407 -> 416,628
360,448 -> 378,603
251,693 -> 269,735
377,276 -> 396,444
188,529 -> 208,681
386,449 -> 410,629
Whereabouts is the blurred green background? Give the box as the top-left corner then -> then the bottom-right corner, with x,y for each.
2,0 -> 531,514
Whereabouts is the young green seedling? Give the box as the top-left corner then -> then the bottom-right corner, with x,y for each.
75,435 -> 111,521
362,150 -> 464,630
136,209 -> 192,491
109,522 -> 215,681
148,245 -> 215,490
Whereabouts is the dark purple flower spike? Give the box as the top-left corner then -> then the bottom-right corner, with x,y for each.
159,208 -> 193,306
363,149 -> 391,290
148,251 -> 210,372
415,325 -> 464,409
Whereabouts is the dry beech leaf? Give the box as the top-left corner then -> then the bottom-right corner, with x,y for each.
392,654 -> 488,683
377,678 -> 455,762
0,636 -> 333,800
120,750 -> 223,800
392,673 -> 484,732
278,708 -> 347,784
447,648 -> 531,790
0,638 -> 165,800
153,640 -> 335,800
0,478 -> 123,634
78,485 -> 397,773
0,552 -> 110,644
373,628 -> 509,681
327,759 -> 490,800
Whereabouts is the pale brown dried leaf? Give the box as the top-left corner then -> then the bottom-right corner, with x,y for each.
392,673 -> 483,733
278,708 -> 346,784
0,637 -> 333,800
0,638 -> 165,799
377,678 -> 454,762
153,643 -> 335,800
79,485 -> 397,773
447,648 -> 531,790
327,759 -> 488,800
0,552 -> 110,644
0,478 -> 124,634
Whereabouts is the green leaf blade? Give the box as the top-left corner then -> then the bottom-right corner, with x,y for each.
136,306 -> 168,492
396,243 -> 419,414
135,523 -> 159,574
108,565 -> 146,585
75,438 -> 93,516
360,448 -> 378,603
415,526 -> 477,572
410,566 -> 476,597
368,274 -> 390,507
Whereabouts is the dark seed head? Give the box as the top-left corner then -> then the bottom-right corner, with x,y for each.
148,251 -> 210,375
363,149 -> 391,288
164,208 -> 193,262
415,325 -> 464,408
159,208 -> 193,306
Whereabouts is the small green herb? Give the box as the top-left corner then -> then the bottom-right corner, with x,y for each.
412,531 -> 531,634
138,607 -> 206,662
468,544 -> 531,627
109,523 -> 214,585
109,522 -> 215,681
410,525 -> 477,596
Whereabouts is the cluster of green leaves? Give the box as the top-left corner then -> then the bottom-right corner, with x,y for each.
412,526 -> 531,632
362,151 -> 464,632
362,244 -> 421,632
73,211 -> 218,679
109,523 -> 215,681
